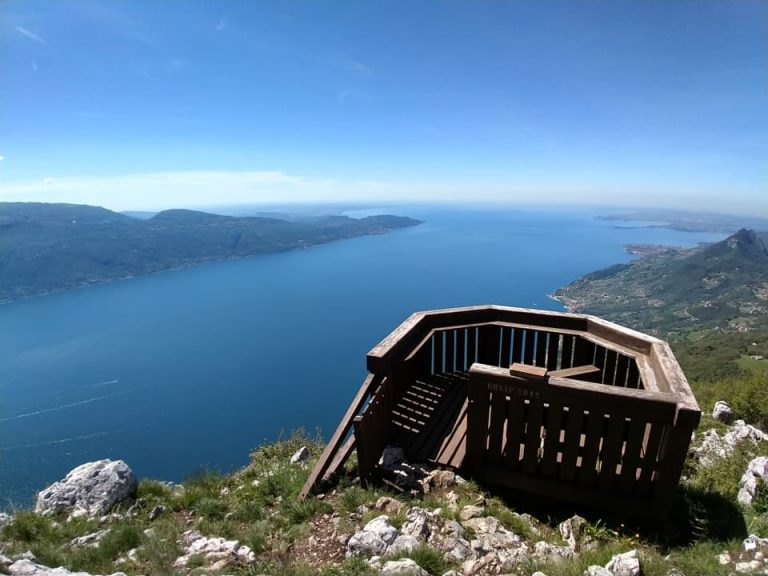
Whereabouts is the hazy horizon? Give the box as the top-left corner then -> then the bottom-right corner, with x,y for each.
1,1 -> 766,216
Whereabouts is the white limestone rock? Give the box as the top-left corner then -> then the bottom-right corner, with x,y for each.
290,446 -> 311,465
459,505 -> 484,521
375,496 -> 405,515
346,516 -> 401,559
401,507 -> 430,540
559,514 -> 587,549
35,460 -> 137,519
387,535 -> 421,555
173,529 -> 255,569
584,567 -> 613,576
67,530 -> 109,548
696,420 -> 768,467
364,515 -> 399,545
713,400 -> 734,424
347,530 -> 389,558
738,456 -> 768,507
7,559 -> 127,576
533,540 -> 576,561
604,549 -> 640,576
379,558 -> 429,576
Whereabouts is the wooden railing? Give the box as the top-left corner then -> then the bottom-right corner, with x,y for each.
301,305 -> 699,516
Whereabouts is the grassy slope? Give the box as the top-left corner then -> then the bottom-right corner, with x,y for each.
1,426 -> 766,576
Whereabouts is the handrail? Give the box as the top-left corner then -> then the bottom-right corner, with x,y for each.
299,372 -> 384,498
367,305 -> 661,373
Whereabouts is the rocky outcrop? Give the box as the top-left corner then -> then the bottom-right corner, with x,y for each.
343,499 -> 601,575
7,558 -> 126,576
718,534 -> 768,573
173,530 -> 256,571
713,400 -> 734,424
35,460 -> 137,519
290,446 -> 311,465
378,558 -> 429,576
738,456 -> 768,507
586,549 -> 640,576
695,420 -> 768,467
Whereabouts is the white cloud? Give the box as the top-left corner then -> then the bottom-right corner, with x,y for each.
343,59 -> 373,77
0,170 -> 764,217
0,155 -> 5,162
15,26 -> 47,45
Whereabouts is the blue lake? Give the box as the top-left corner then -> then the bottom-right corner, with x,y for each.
0,205 -> 726,508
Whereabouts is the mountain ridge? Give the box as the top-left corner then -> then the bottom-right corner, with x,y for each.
553,228 -> 768,338
0,202 -> 421,302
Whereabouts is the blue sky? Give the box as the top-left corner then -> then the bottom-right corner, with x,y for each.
1,0 -> 766,214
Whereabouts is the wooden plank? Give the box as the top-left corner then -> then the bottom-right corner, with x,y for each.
578,410 -> 605,487
504,395 -> 527,470
549,364 -> 599,378
652,420 -> 697,513
466,379 -> 490,472
559,404 -> 586,482
436,399 -> 469,465
585,316 -> 657,354
636,422 -> 666,495
326,434 -> 356,479
522,399 -> 544,474
535,331 -> 548,367
353,415 -> 374,485
540,402 -> 564,477
366,305 -> 655,375
597,413 -> 627,489
300,373 -> 383,498
471,364 -> 678,422
487,391 -> 507,465
510,363 -> 548,379
618,418 -> 648,492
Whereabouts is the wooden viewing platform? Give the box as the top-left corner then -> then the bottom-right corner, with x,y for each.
301,305 -> 701,518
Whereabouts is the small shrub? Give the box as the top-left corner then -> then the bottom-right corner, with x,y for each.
285,498 -> 332,526
2,511 -> 55,543
196,497 -> 229,520
186,554 -> 205,569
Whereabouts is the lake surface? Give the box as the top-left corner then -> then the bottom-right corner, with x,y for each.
0,205 -> 726,508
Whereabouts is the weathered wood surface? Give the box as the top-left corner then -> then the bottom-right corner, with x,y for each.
303,305 -> 699,514
466,362 -> 684,513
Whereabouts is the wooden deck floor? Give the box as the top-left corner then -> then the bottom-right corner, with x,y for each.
390,372 -> 469,469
